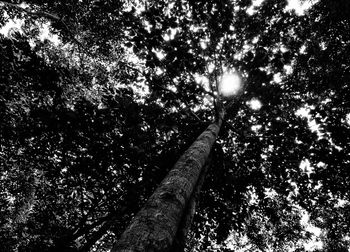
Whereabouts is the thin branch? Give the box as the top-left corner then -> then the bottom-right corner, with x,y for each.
78,218 -> 116,252
202,88 -> 215,98
211,51 -> 226,122
196,83 -> 215,98
205,63 -> 219,116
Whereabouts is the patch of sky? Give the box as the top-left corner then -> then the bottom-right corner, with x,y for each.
246,0 -> 319,16
247,98 -> 262,111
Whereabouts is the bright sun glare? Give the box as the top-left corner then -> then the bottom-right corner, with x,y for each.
247,98 -> 262,110
219,73 -> 241,97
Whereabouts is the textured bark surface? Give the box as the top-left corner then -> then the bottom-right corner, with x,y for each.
172,153 -> 212,252
112,120 -> 222,252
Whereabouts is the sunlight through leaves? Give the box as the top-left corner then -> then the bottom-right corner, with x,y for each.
219,72 -> 241,97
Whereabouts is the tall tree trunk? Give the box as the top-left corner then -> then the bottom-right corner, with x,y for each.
112,118 -> 223,252
172,152 -> 212,252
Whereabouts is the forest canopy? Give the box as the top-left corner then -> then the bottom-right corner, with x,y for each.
1,0 -> 350,251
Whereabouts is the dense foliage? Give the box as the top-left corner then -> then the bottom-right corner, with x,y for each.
1,0 -> 350,251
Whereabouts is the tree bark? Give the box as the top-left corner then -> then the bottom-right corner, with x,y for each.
171,152 -> 212,252
112,118 -> 223,252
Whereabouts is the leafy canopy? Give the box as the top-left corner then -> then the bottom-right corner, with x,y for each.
1,0 -> 350,251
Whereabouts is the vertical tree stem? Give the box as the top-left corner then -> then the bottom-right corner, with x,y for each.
112,118 -> 223,252
171,152 -> 213,252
